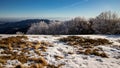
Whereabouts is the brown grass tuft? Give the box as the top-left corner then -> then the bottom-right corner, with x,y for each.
81,48 -> 109,58
34,50 -> 41,56
28,57 -> 47,66
0,36 -> 28,49
84,49 -> 92,55
30,63 -> 44,68
59,36 -> 112,48
0,35 -> 52,67
99,52 -> 109,58
0,64 -> 2,68
0,59 -> 6,64
47,64 -> 64,68
54,55 -> 63,60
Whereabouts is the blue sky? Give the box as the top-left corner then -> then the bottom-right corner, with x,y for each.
0,0 -> 120,18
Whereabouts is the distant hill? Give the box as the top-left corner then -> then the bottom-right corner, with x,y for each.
0,19 -> 51,34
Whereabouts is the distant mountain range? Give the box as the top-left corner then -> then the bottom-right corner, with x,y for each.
0,19 -> 51,34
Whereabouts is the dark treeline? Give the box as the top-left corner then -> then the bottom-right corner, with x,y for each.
27,11 -> 120,35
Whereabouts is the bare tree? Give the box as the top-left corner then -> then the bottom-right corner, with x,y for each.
92,11 -> 120,34
66,17 -> 91,34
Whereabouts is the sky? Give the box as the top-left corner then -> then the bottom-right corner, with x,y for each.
0,0 -> 120,19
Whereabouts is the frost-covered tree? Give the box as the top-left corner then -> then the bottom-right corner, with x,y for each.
92,11 -> 120,34
27,21 -> 49,34
48,21 -> 61,34
66,17 -> 91,34
47,21 -> 68,34
27,11 -> 120,34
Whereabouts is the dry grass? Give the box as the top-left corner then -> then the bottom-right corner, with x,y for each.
34,50 -> 41,56
68,52 -> 74,54
15,64 -> 45,68
59,36 -> 112,48
100,52 -> 108,58
47,64 -> 64,68
0,44 -> 8,48
52,35 -> 60,37
0,64 -> 2,68
0,59 -> 6,64
0,52 -> 28,64
1,49 -> 13,54
28,57 -> 48,66
31,36 -> 39,38
0,36 -> 44,50
54,55 -> 63,60
30,63 -> 44,68
0,51 -> 48,67
80,48 -> 109,58
0,36 -> 2,38
0,36 -> 28,44
0,36 -> 28,49
12,55 -> 28,64
59,36 -> 110,58
0,36 -> 55,68
117,39 -> 120,43
84,48 -> 92,55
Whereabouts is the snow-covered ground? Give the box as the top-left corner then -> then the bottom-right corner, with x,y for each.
0,35 -> 120,68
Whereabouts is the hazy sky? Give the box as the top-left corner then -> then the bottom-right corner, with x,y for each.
0,0 -> 120,18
